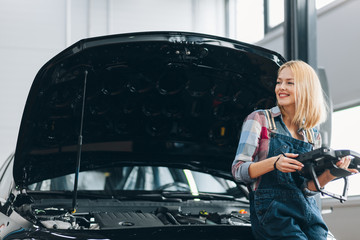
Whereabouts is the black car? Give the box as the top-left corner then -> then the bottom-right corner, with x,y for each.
0,31 -> 285,240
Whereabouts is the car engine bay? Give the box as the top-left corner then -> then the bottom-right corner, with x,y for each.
16,197 -> 251,230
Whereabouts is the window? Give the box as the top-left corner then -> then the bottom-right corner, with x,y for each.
263,0 -> 338,35
234,0 -> 339,43
265,0 -> 284,33
28,166 -> 242,196
323,105 -> 360,197
316,0 -> 337,9
235,0 -> 264,43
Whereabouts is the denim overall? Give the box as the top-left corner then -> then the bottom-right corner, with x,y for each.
250,115 -> 328,239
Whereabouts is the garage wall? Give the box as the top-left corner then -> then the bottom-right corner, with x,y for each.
0,0 -> 226,164
0,0 -> 68,164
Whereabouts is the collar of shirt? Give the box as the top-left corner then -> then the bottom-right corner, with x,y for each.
269,105 -> 307,139
270,106 -> 282,118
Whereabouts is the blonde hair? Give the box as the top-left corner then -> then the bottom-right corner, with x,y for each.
277,60 -> 327,130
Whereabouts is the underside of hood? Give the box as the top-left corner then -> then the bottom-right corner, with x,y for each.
14,31 -> 285,186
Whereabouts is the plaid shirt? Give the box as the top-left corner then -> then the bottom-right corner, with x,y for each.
232,106 -> 321,189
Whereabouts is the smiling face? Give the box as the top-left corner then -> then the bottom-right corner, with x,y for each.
275,67 -> 296,109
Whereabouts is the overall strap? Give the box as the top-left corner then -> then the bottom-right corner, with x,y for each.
265,109 -> 276,131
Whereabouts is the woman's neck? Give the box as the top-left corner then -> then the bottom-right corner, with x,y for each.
280,105 -> 302,139
280,105 -> 296,123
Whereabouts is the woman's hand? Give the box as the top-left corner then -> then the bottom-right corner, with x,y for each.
308,156 -> 360,191
335,156 -> 359,175
274,153 -> 303,173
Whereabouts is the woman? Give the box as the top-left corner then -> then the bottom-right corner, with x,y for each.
232,60 -> 358,239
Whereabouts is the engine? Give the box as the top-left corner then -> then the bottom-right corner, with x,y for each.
32,205 -> 251,230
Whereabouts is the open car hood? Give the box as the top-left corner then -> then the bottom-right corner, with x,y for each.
13,31 -> 285,187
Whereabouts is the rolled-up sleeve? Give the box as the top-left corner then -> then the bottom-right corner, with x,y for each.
232,161 -> 254,183
232,112 -> 263,184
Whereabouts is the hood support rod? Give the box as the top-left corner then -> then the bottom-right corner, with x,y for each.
71,70 -> 88,213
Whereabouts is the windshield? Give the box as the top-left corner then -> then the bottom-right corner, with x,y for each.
28,166 -> 242,197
